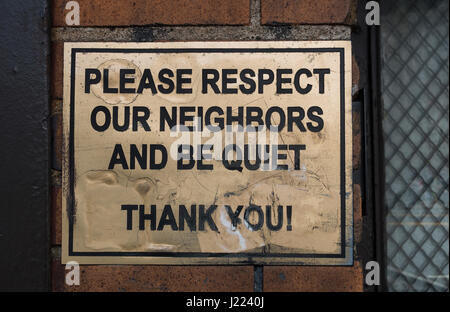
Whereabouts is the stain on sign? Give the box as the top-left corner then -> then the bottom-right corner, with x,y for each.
62,42 -> 353,265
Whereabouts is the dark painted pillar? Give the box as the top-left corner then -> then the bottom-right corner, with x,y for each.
0,0 -> 50,291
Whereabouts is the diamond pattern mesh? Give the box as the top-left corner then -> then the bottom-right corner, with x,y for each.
380,0 -> 449,291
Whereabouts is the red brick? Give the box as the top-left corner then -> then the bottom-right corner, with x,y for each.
52,259 -> 254,292
52,0 -> 250,26
52,112 -> 62,171
51,99 -> 62,114
352,53 -> 360,89
352,54 -> 361,171
51,186 -> 62,245
352,52 -> 363,245
264,262 -> 363,292
261,0 -> 356,25
51,41 -> 63,99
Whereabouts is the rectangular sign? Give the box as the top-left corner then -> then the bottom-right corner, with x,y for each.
62,41 -> 353,265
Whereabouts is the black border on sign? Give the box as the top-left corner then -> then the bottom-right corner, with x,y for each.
68,47 -> 347,260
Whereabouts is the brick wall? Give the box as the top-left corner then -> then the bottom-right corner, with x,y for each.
50,0 -> 364,292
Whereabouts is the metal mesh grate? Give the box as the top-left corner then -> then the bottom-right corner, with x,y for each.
380,0 -> 449,292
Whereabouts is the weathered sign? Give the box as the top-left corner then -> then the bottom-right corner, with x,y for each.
62,41 -> 353,264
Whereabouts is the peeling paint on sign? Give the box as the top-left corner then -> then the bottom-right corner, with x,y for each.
62,41 -> 353,265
